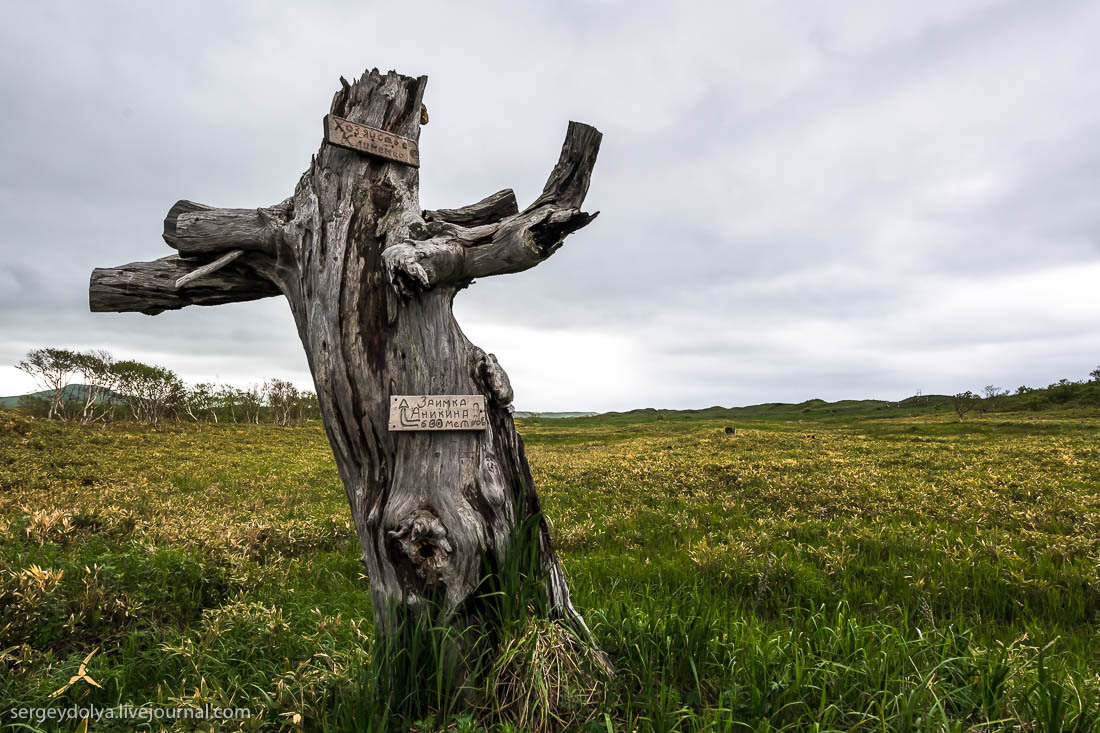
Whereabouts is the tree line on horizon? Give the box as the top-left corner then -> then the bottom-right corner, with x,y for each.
948,367 -> 1100,419
10,348 -> 1100,427
12,347 -> 320,427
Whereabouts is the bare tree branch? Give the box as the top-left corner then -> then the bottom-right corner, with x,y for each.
174,249 -> 244,289
383,122 -> 602,292
163,199 -> 290,256
424,189 -> 518,227
90,255 -> 281,315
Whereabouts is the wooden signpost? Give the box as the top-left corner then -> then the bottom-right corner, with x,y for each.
388,395 -> 487,431
323,114 -> 420,167
89,68 -> 603,676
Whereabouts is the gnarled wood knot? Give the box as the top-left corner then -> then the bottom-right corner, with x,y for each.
388,509 -> 453,583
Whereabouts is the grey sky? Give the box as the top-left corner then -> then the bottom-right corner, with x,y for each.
1,1 -> 1097,411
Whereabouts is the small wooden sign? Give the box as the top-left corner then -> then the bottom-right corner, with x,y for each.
324,114 -> 420,167
388,395 -> 487,431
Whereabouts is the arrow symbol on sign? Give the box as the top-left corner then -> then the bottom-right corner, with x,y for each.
398,399 -> 417,427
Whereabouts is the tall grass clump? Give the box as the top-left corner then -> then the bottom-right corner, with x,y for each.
329,514 -> 610,731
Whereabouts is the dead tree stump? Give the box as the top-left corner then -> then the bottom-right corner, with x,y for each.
90,69 -> 601,649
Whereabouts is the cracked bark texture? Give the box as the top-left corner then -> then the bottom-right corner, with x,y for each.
89,69 -> 602,641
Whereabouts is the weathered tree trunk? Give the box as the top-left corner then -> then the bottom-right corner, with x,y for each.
89,69 -> 601,645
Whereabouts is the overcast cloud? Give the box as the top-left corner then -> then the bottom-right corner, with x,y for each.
1,0 -> 1098,411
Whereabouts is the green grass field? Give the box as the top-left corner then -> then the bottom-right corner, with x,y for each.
1,406 -> 1098,731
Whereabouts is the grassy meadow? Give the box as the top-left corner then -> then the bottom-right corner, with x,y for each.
1,404 -> 1099,730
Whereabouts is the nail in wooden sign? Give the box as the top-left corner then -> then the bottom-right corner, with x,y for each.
324,114 -> 420,167
388,395 -> 487,431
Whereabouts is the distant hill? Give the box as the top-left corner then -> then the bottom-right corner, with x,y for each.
515,381 -> 1100,425
553,397 -> 940,425
0,384 -> 124,408
512,411 -> 599,419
